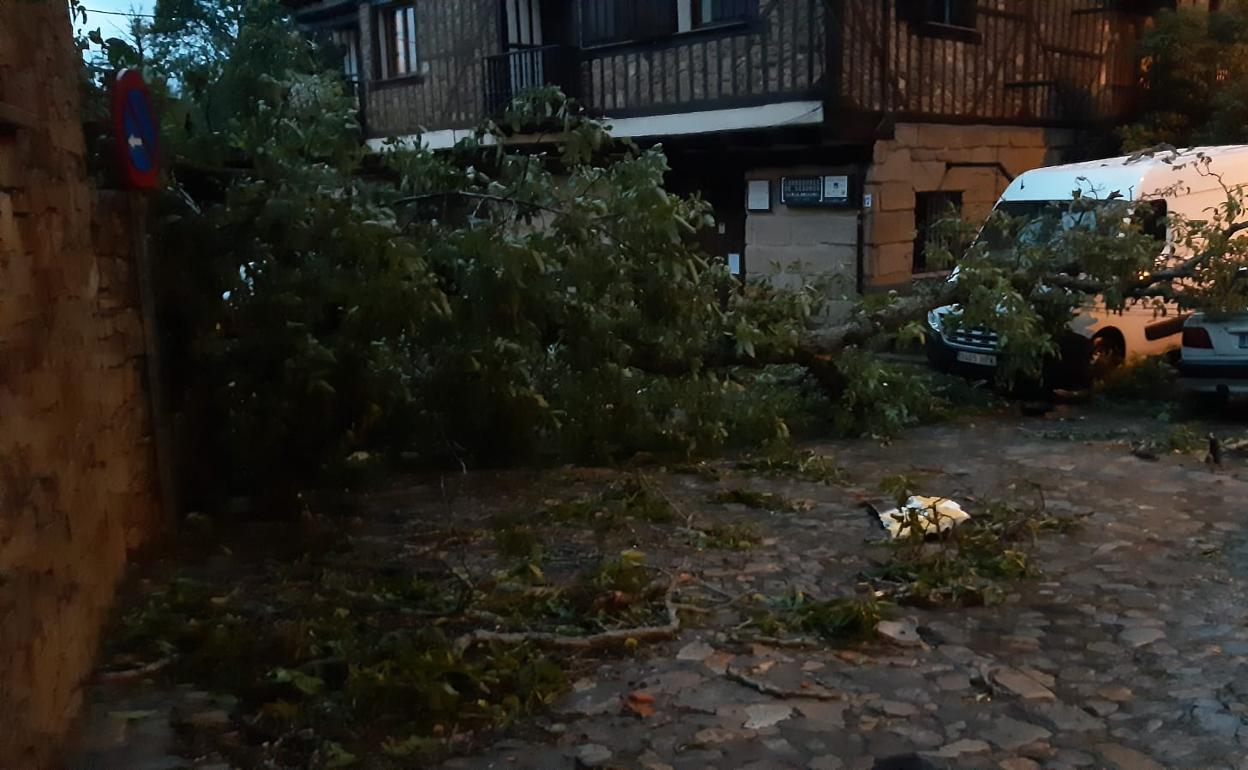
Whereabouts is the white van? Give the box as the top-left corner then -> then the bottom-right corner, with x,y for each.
926,146 -> 1248,383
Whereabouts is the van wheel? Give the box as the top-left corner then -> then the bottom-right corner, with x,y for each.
1088,330 -> 1126,381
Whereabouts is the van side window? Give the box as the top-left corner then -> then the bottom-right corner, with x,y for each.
1138,200 -> 1168,241
914,191 -> 963,274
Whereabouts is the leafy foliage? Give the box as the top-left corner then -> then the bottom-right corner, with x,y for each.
732,447 -> 847,484
1122,1 -> 1248,149
1095,355 -> 1181,402
99,0 -> 1248,513
105,536 -> 681,765
709,487 -> 813,513
684,520 -> 762,551
749,588 -> 893,643
538,475 -> 677,531
114,0 -> 853,506
923,167 -> 1248,386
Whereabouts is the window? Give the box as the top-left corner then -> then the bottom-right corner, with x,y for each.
980,200 -> 1168,258
913,191 -> 963,274
581,0 -> 676,45
921,0 -> 976,29
691,0 -> 757,28
580,0 -> 755,45
901,0 -> 978,39
329,27 -> 361,83
376,4 -> 424,79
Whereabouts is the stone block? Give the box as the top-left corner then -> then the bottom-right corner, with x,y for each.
868,210 -> 916,246
893,123 -> 921,145
873,138 -> 900,164
746,214 -> 792,247
911,160 -> 948,191
784,211 -> 857,246
970,145 -> 1000,164
1007,127 -> 1047,148
872,181 -> 916,212
871,241 -> 915,279
1000,146 -> 1048,177
916,123 -> 967,151
869,145 -> 912,183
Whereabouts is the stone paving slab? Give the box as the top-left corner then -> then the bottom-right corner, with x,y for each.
66,410 -> 1248,769
440,413 -> 1248,770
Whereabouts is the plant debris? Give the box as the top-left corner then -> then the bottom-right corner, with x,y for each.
869,497 -> 1080,607
709,487 -> 815,513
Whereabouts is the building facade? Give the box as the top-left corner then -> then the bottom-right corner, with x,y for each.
294,0 -> 1192,295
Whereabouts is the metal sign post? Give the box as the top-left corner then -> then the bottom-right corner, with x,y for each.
111,68 -> 178,530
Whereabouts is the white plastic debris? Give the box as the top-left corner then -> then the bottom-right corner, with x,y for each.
876,496 -> 970,539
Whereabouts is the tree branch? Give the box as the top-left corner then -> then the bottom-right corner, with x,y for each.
393,190 -> 566,217
452,577 -> 680,653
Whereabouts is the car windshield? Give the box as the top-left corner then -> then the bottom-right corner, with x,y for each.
978,199 -> 1167,257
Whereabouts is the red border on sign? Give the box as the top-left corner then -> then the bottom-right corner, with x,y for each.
111,68 -> 160,190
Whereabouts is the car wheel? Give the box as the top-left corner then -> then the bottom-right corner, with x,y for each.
1087,331 -> 1126,382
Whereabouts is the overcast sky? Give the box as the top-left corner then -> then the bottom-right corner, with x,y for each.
75,0 -> 157,43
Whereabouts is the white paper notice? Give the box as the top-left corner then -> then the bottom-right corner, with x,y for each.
823,175 -> 848,201
728,253 -> 742,275
747,180 -> 771,211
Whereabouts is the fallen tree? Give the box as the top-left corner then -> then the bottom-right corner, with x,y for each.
94,0 -> 1248,507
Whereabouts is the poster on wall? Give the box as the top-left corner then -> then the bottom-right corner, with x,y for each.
823,175 -> 848,202
746,180 -> 771,211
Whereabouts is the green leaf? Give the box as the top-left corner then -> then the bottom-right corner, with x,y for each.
270,667 -> 324,696
324,741 -> 357,768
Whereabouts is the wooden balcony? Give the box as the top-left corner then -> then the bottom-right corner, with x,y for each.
575,0 -> 826,117
483,45 -> 578,116
837,0 -> 1144,126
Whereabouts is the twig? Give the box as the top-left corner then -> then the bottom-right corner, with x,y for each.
99,656 -> 172,682
670,602 -> 714,615
728,634 -> 825,650
688,576 -> 738,602
724,665 -> 842,701
645,476 -> 693,527
393,189 -> 566,217
452,576 -> 680,653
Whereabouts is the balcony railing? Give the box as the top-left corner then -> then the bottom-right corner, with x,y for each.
483,45 -> 577,116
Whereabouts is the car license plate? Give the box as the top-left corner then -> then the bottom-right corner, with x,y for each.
956,351 -> 997,367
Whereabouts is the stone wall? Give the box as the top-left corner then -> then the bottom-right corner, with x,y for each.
744,165 -> 860,317
863,122 -> 1075,288
0,3 -> 160,766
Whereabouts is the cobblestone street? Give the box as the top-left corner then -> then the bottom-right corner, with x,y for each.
446,411 -> 1248,770
71,408 -> 1248,770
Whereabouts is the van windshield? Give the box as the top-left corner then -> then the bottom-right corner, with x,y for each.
979,199 -> 1167,257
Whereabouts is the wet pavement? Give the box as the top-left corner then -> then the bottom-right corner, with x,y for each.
69,408 -> 1248,769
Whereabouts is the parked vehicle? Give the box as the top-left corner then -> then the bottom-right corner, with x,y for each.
926,146 -> 1248,384
1179,308 -> 1248,398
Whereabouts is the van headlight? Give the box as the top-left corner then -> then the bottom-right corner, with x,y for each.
927,309 -> 943,332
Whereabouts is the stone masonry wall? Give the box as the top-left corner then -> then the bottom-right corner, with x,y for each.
864,122 -> 1076,288
745,165 -> 859,319
0,3 -> 160,766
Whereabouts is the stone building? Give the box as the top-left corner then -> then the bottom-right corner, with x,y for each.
294,0 -> 1204,295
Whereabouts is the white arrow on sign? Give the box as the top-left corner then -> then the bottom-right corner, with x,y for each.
128,134 -> 144,149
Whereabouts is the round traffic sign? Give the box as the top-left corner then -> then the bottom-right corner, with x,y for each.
111,69 -> 160,189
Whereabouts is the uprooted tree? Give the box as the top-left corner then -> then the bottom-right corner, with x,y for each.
83,0 -> 1248,508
